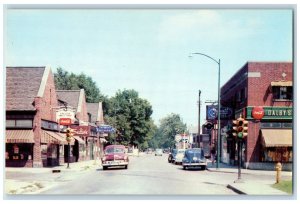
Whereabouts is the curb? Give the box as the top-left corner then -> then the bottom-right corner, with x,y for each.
226,184 -> 246,195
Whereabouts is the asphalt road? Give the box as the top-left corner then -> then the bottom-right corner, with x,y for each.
39,153 -> 238,195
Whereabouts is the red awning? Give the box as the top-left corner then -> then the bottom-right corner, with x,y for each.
6,130 -> 34,143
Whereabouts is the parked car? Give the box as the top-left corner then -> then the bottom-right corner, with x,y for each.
146,148 -> 153,154
155,148 -> 163,156
101,145 -> 129,170
174,149 -> 185,164
168,149 -> 177,163
182,148 -> 207,170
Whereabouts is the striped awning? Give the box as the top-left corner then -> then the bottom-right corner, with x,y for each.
261,129 -> 292,147
41,130 -> 66,144
73,136 -> 85,144
6,130 -> 34,143
271,81 -> 292,87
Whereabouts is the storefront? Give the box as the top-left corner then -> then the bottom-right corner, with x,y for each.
244,106 -> 293,170
6,130 -> 34,167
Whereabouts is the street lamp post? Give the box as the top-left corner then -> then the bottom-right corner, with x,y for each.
191,52 -> 221,169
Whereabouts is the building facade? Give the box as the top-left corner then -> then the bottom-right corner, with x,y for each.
220,62 -> 293,170
6,66 -> 71,168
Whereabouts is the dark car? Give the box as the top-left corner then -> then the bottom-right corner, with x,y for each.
168,149 -> 178,163
182,148 -> 207,170
101,145 -> 129,170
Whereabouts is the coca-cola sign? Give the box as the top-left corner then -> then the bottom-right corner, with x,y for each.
252,106 -> 264,120
59,118 -> 71,125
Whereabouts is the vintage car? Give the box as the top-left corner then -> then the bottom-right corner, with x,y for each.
182,148 -> 207,170
155,148 -> 163,156
101,145 -> 129,170
174,149 -> 185,164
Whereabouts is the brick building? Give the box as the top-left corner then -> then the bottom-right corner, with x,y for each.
6,66 -> 72,167
86,102 -> 107,159
220,62 -> 293,170
56,89 -> 98,162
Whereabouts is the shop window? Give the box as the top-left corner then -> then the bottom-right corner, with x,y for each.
262,147 -> 292,163
272,86 -> 293,100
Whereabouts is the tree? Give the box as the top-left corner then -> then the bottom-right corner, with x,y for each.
150,113 -> 187,149
54,67 -> 107,103
105,89 -> 156,147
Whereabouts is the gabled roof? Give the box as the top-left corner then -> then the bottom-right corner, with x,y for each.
56,90 -> 81,111
6,66 -> 49,111
86,102 -> 104,124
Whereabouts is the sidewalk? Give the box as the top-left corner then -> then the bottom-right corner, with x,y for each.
5,159 -> 102,194
206,162 -> 293,195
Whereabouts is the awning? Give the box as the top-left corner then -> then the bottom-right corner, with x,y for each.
100,138 -> 108,143
6,130 -> 34,143
261,129 -> 292,147
41,130 -> 66,144
73,136 -> 85,144
57,132 -> 75,145
271,81 -> 292,87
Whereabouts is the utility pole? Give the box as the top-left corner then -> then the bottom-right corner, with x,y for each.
198,90 -> 201,148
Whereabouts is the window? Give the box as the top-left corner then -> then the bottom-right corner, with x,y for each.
272,86 -> 293,100
6,119 -> 33,128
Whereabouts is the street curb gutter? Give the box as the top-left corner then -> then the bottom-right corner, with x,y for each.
227,184 -> 246,195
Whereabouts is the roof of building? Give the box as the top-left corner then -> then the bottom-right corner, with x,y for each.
56,90 -> 81,111
6,67 -> 46,111
86,102 -> 104,124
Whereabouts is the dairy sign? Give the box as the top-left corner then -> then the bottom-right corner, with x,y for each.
246,107 -> 292,120
56,108 -> 75,124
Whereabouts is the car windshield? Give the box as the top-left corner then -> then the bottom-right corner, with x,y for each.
105,147 -> 124,154
185,149 -> 203,157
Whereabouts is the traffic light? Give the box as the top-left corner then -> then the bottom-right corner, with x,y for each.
232,117 -> 248,139
66,128 -> 74,143
205,122 -> 213,130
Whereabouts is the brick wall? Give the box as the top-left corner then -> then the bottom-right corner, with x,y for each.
39,69 -> 58,121
221,62 -> 293,164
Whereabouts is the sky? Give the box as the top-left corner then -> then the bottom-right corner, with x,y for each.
3,6 -> 293,128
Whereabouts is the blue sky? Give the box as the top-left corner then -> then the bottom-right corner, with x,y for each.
4,8 -> 293,128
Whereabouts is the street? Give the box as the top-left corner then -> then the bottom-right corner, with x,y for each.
5,152 -> 292,196
35,153 -> 237,195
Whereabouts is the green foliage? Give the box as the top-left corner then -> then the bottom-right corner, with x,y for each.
150,113 -> 187,149
105,89 -> 156,147
54,67 -> 107,103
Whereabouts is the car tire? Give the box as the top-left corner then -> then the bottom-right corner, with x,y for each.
183,166 -> 186,170
103,166 -> 107,170
125,165 -> 128,169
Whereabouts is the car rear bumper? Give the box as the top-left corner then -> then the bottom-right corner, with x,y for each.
102,161 -> 129,167
182,162 -> 207,166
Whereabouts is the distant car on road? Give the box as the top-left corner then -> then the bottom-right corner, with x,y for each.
182,148 -> 207,170
155,149 -> 163,156
168,149 -> 177,163
174,149 -> 185,165
101,145 -> 129,170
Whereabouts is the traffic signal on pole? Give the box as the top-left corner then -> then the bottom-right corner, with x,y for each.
232,117 -> 248,139
66,128 -> 74,143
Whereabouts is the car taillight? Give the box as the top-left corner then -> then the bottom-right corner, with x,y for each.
102,156 -> 106,161
124,156 -> 128,161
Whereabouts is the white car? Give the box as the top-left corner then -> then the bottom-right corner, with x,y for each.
174,149 -> 185,164
155,149 -> 163,156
